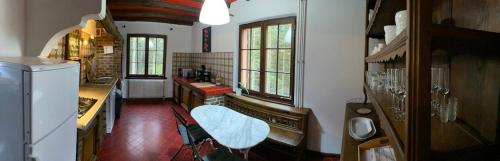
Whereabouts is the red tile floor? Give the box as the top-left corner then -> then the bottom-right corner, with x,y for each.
97,101 -> 339,161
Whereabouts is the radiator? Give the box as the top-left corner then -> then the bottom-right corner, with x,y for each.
127,79 -> 167,99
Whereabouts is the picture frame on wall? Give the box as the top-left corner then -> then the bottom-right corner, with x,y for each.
202,27 -> 211,52
65,30 -> 81,61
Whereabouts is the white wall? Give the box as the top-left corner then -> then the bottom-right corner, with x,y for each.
115,21 -> 193,98
191,0 -> 365,154
191,0 -> 299,90
303,0 -> 365,154
26,0 -> 105,57
0,0 -> 104,57
0,0 -> 25,56
192,0 -> 298,53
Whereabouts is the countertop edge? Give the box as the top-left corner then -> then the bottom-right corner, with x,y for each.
77,78 -> 119,131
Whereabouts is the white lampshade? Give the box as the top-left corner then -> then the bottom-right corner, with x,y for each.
199,0 -> 230,25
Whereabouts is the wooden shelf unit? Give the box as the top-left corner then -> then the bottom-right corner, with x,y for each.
366,0 -> 405,38
364,83 -> 487,155
352,0 -> 500,161
365,30 -> 407,63
366,24 -> 500,63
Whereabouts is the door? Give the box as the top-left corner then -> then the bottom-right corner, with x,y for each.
191,91 -> 204,109
181,85 -> 191,111
0,67 -> 25,161
174,81 -> 180,103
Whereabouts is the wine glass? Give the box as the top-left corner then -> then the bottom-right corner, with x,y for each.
431,67 -> 439,116
441,67 -> 450,107
392,68 -> 400,114
397,68 -> 407,121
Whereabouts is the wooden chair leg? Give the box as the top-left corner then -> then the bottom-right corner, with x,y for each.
171,144 -> 185,161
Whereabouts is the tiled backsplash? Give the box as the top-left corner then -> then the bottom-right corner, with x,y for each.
173,52 -> 233,86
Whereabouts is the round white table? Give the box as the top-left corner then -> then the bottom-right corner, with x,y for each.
190,105 -> 270,159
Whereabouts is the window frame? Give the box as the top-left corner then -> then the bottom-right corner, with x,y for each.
238,17 -> 296,105
126,34 -> 167,79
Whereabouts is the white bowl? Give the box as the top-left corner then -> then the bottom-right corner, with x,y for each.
395,10 -> 408,35
349,117 -> 377,140
384,25 -> 397,44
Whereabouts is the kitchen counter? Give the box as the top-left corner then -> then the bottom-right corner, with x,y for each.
173,76 -> 232,95
77,78 -> 118,130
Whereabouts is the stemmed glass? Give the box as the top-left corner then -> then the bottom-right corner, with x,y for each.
431,67 -> 440,116
396,68 -> 407,121
391,68 -> 400,114
440,67 -> 450,108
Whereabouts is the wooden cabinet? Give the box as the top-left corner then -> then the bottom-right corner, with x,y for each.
77,109 -> 106,161
180,85 -> 191,111
348,0 -> 500,161
190,91 -> 204,109
173,81 -> 180,103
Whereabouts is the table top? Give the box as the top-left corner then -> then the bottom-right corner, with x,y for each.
191,105 -> 270,149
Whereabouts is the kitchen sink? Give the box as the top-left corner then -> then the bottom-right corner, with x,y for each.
78,97 -> 97,119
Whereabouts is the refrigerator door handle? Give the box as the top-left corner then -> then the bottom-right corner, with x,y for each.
28,155 -> 40,161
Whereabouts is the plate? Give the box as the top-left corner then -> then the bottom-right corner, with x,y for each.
356,107 -> 372,115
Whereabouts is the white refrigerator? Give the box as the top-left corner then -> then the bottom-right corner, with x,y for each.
0,57 -> 79,161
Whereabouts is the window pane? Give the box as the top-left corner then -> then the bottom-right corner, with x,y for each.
130,62 -> 137,74
250,50 -> 260,70
265,72 -> 277,94
130,37 -> 137,51
148,51 -> 156,74
278,73 -> 291,97
266,49 -> 277,72
240,50 -> 249,69
240,70 -> 249,89
279,24 -> 292,48
137,62 -> 145,75
251,27 -> 261,49
241,29 -> 250,49
137,37 -> 146,50
250,71 -> 260,91
130,50 -> 137,62
278,49 -> 291,73
157,38 -> 164,50
148,62 -> 155,74
266,25 -> 278,48
149,38 -> 157,50
155,64 -> 163,75
137,51 -> 145,63
156,51 -> 164,64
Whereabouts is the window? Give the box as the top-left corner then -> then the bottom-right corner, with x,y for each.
239,17 -> 296,104
127,34 -> 166,79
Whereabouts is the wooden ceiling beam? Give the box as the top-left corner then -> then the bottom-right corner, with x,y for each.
110,10 -> 198,22
112,14 -> 194,26
109,5 -> 198,17
108,0 -> 200,13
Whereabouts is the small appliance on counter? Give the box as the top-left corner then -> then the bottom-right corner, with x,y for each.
195,65 -> 211,82
178,68 -> 194,78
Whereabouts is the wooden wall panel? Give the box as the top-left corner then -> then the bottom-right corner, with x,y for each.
433,0 -> 500,32
451,54 -> 500,143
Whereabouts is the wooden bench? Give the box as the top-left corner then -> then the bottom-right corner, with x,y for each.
224,93 -> 310,161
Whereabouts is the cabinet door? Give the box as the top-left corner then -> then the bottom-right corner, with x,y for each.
190,91 -> 204,109
181,86 -> 191,111
174,82 -> 180,103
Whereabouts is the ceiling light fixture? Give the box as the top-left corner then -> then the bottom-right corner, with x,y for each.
199,0 -> 230,25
